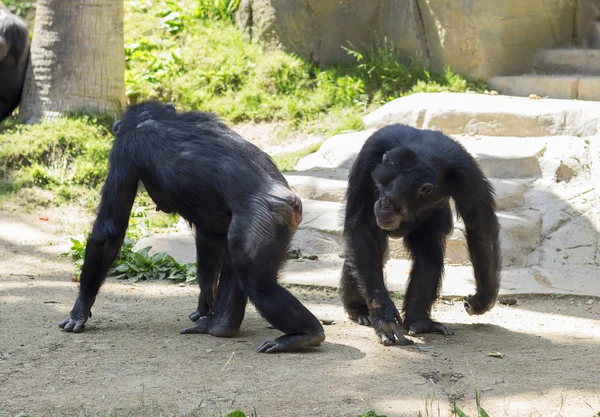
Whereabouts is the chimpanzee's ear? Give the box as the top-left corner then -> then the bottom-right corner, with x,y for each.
112,120 -> 121,134
418,183 -> 433,196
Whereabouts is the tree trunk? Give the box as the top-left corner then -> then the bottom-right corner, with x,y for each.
19,0 -> 125,123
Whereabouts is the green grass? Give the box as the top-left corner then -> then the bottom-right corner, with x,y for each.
0,115 -> 181,230
0,115 -> 113,207
271,142 -> 324,172
124,0 -> 485,135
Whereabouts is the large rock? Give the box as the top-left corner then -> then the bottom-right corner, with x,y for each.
419,0 -> 591,79
363,93 -> 600,137
236,0 -> 600,79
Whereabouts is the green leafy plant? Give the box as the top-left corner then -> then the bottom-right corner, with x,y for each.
112,245 -> 196,282
63,237 -> 87,280
65,235 -> 196,283
3,0 -> 33,17
156,1 -> 187,34
195,0 -> 240,21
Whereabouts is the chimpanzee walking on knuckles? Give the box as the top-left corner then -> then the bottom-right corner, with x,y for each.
59,101 -> 325,354
341,124 -> 501,346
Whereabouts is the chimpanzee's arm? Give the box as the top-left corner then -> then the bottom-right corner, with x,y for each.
343,135 -> 392,309
59,145 -> 138,332
446,153 -> 501,315
341,134 -> 413,345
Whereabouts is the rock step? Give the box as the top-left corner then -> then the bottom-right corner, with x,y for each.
294,199 -> 542,268
299,199 -> 344,235
294,133 -> 547,180
535,49 -> 600,75
451,136 -> 545,179
487,74 -> 600,101
285,170 -> 532,210
363,92 -> 600,137
282,254 -> 600,298
128,235 -> 600,297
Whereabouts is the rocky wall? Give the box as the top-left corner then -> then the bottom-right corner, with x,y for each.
236,0 -> 600,79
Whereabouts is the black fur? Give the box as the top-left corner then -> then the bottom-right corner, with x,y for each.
340,124 -> 501,346
59,101 -> 325,354
0,7 -> 29,122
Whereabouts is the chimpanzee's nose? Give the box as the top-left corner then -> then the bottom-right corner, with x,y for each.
381,199 -> 391,210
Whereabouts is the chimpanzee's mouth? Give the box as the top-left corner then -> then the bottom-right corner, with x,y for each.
376,218 -> 396,229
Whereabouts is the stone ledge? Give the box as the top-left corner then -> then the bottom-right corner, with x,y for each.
363,92 -> 600,136
489,75 -> 600,102
282,254 -> 600,297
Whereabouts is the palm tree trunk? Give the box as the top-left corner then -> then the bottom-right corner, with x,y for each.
19,0 -> 125,123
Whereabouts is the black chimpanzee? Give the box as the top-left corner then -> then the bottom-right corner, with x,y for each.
0,6 -> 29,122
58,101 -> 325,354
341,124 -> 501,346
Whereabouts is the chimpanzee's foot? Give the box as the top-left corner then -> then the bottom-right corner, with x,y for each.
180,316 -> 238,337
405,318 -> 454,336
346,306 -> 371,326
58,297 -> 93,333
256,331 -> 325,354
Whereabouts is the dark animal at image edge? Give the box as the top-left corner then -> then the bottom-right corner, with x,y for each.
0,6 -> 29,122
340,124 -> 501,346
59,101 -> 325,354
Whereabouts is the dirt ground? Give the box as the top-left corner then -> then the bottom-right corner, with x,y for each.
1,208 -> 600,417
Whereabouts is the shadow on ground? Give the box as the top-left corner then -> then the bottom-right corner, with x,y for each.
1,274 -> 599,417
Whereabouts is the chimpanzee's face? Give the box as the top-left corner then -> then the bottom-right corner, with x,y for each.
371,147 -> 435,230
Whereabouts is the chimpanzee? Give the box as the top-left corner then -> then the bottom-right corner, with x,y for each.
0,6 -> 29,122
341,124 -> 501,346
59,101 -> 325,354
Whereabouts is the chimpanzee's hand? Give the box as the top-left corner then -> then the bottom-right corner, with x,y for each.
58,297 -> 94,333
189,295 -> 213,322
370,301 -> 414,346
464,293 -> 496,316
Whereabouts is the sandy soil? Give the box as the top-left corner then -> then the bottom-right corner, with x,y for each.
1,209 -> 600,417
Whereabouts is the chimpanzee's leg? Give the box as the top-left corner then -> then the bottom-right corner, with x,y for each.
244,273 -> 325,353
59,157 -> 138,333
189,232 -> 226,322
181,248 -> 248,337
402,203 -> 454,336
229,213 -> 325,353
